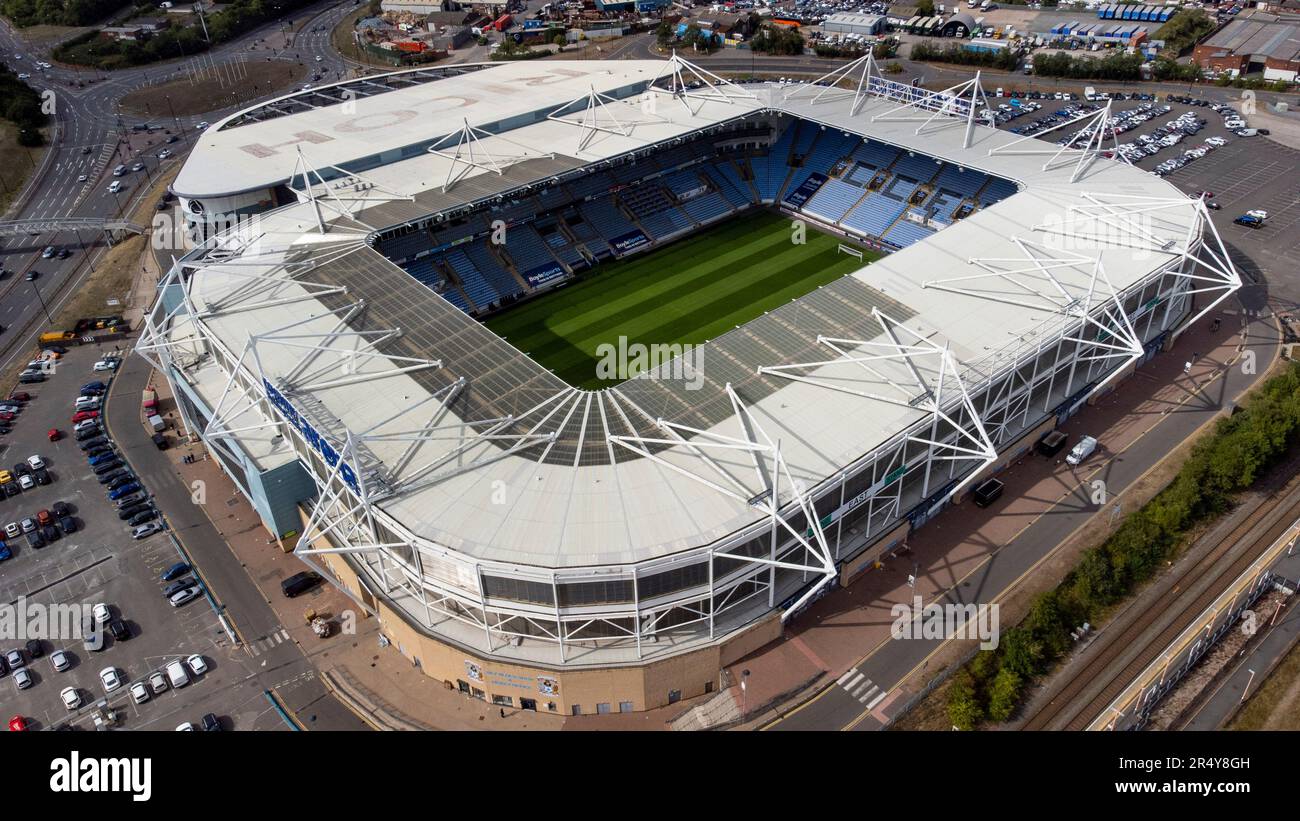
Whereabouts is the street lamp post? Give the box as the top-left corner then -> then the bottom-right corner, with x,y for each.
30,280 -> 54,324
741,668 -> 751,719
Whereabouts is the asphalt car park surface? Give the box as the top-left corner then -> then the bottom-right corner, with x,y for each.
0,343 -> 295,731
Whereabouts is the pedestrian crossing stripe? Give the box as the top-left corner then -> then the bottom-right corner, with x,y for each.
248,628 -> 291,656
837,668 -> 888,710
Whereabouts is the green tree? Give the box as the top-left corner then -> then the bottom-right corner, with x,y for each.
946,672 -> 984,730
986,667 -> 1022,722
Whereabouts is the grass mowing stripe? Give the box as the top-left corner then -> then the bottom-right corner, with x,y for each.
533,229 -> 797,358
486,211 -> 879,388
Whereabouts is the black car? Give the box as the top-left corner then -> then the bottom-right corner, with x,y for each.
92,460 -> 122,476
79,437 -> 107,451
13,463 -> 31,477
52,501 -> 70,517
107,619 -> 129,641
84,446 -> 113,459
118,504 -> 149,521
58,516 -> 76,534
24,638 -> 42,658
41,524 -> 58,542
18,373 -> 45,384
74,427 -> 102,442
34,469 -> 50,486
98,469 -> 130,486
163,577 -> 197,597
25,530 -> 44,549
129,510 -> 158,527
3,483 -> 19,497
201,713 -> 222,732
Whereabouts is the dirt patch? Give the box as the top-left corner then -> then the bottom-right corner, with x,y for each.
118,59 -> 311,117
21,25 -> 95,50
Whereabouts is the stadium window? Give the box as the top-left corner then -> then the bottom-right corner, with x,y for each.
571,704 -> 582,716
481,574 -> 554,605
596,703 -> 611,715
492,695 -> 513,707
619,701 -> 633,713
668,690 -> 682,705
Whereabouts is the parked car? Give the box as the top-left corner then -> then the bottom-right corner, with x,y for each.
162,577 -> 197,597
49,650 -> 70,672
109,482 -> 141,500
186,654 -> 208,676
129,681 -> 150,704
60,687 -> 81,710
98,666 -> 123,693
161,561 -> 190,582
1066,435 -> 1099,466
169,587 -> 200,607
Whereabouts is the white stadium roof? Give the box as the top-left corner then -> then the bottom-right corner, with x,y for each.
161,59 -> 1231,572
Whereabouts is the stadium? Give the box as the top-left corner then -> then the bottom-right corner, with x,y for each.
139,55 -> 1242,714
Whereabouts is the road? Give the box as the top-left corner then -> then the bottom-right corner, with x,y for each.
105,337 -> 368,730
0,1 -> 370,730
0,0 -> 356,374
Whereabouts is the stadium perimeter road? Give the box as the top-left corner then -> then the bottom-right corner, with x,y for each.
106,342 -> 369,731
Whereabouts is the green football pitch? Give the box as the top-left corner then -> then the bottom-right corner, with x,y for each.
485,210 -> 880,389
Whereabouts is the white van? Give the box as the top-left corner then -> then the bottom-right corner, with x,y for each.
1066,435 -> 1098,466
107,180 -> 122,194
165,659 -> 189,688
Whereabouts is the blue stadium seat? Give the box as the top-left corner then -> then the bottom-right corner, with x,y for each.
804,178 -> 863,224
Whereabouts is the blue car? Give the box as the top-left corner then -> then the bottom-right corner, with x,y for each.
108,483 -> 141,501
161,561 -> 191,582
81,381 -> 106,393
0,540 -> 9,561
88,452 -> 117,467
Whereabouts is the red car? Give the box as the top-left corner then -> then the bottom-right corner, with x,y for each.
0,412 -> 14,422
8,715 -> 26,732
47,428 -> 60,442
71,410 -> 99,424
9,392 -> 29,402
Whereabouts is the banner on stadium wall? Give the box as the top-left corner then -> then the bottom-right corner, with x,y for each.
784,172 -> 828,209
263,379 -> 360,494
525,262 -> 566,288
610,230 -> 650,255
678,184 -> 709,202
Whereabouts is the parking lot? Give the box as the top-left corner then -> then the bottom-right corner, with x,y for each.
0,341 -> 292,731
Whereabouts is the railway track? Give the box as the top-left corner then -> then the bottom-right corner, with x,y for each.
1022,466 -> 1300,730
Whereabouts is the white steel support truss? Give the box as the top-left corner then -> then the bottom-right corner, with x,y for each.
758,308 -> 998,504
427,118 -> 554,193
546,85 -> 669,152
782,51 -> 881,118
931,239 -> 1146,400
871,72 -> 993,149
1033,193 -> 1243,329
646,51 -> 758,117
986,100 -> 1129,183
289,148 -> 386,233
608,384 -> 837,620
